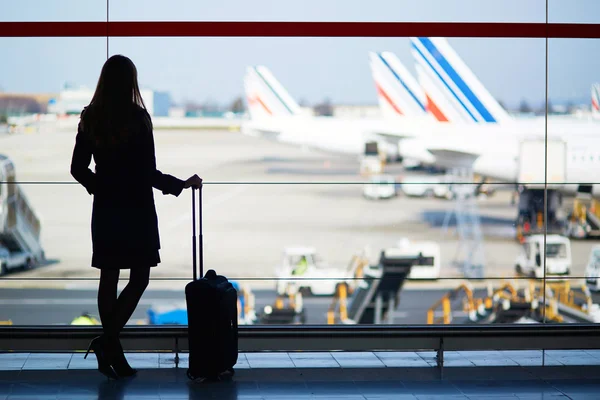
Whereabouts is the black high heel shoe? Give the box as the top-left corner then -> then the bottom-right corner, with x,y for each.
108,337 -> 137,378
85,336 -> 119,380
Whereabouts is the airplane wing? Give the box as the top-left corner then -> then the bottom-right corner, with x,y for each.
368,130 -> 416,141
366,117 -> 432,141
250,128 -> 282,141
240,121 -> 283,141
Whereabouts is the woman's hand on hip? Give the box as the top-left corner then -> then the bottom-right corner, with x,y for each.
184,174 -> 203,189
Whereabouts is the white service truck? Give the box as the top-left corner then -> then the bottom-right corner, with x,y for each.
514,234 -> 571,279
363,175 -> 397,200
400,175 -> 451,199
275,247 -> 352,296
0,154 -> 45,275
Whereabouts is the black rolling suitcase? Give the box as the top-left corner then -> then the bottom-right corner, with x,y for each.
186,187 -> 238,382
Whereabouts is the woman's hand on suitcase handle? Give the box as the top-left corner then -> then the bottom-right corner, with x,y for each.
184,174 -> 203,189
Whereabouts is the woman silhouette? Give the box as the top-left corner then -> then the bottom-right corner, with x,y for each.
71,55 -> 202,379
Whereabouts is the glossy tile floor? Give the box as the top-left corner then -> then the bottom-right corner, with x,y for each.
1,351 -> 599,399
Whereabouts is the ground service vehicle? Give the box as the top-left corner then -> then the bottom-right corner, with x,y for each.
515,234 -> 571,279
585,245 -> 600,292
275,247 -> 350,296
0,244 -> 30,275
400,175 -> 451,199
363,175 -> 397,200
359,142 -> 385,176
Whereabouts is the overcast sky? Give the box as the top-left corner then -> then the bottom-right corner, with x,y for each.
1,0 -> 599,107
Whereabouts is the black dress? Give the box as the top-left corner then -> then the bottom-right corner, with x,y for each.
70,107 -> 185,270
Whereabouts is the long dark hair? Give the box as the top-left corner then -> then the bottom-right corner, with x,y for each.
82,55 -> 149,148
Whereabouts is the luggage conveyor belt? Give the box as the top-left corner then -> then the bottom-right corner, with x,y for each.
566,196 -> 600,239
328,250 -> 416,325
427,279 -> 600,324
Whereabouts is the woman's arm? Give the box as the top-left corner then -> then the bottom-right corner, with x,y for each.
70,120 -> 97,195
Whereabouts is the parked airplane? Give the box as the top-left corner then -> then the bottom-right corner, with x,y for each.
368,51 -> 429,120
374,37 -> 600,235
242,65 -> 400,159
403,37 -> 600,178
409,38 -> 600,126
373,37 -> 600,177
410,37 -> 513,125
370,50 -> 463,124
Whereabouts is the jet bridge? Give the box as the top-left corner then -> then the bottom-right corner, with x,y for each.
0,155 -> 45,273
329,249 -> 413,325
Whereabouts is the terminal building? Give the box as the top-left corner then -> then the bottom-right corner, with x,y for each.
0,85 -> 171,117
47,84 -> 171,117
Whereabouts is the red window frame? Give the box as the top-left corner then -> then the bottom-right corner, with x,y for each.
0,21 -> 598,38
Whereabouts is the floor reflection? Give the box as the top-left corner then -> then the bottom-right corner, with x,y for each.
94,376 -> 239,400
1,352 -> 600,399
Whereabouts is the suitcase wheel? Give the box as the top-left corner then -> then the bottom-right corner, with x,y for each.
187,369 -> 235,382
221,368 -> 235,378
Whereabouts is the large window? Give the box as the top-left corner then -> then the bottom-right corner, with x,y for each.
1,1 -> 599,328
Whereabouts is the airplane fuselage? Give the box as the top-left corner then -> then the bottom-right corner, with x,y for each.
399,117 -> 600,195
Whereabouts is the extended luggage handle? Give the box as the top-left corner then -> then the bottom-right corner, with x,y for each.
192,187 -> 203,280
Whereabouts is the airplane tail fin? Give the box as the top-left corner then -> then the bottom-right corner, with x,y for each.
592,83 -> 600,118
244,66 -> 301,120
410,37 -> 512,124
415,64 -> 457,123
369,51 -> 428,119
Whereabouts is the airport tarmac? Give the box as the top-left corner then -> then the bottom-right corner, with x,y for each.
0,125 -> 598,293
